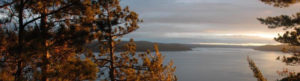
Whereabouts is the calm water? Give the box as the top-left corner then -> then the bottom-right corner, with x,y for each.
161,48 -> 299,81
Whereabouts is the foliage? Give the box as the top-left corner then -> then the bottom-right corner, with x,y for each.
260,0 -> 300,8
257,13 -> 300,29
255,0 -> 300,81
0,0 -> 176,81
247,56 -> 267,81
95,39 -> 177,81
90,0 -> 176,80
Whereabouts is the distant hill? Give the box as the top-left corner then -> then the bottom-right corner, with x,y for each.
187,44 -> 258,48
87,41 -> 259,52
253,45 -> 300,52
87,41 -> 192,52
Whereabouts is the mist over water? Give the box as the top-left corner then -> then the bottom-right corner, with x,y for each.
161,48 -> 299,81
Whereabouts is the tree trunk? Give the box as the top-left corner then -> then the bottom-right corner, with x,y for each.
15,0 -> 24,81
40,8 -> 49,81
107,7 -> 116,81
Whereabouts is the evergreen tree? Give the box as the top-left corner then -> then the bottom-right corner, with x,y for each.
260,0 -> 299,8
0,0 -> 176,81
248,0 -> 300,81
92,0 -> 176,80
0,0 -> 100,80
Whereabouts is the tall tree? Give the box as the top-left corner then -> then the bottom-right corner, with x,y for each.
0,0 -> 100,80
250,0 -> 300,81
1,0 -> 176,81
92,0 -> 176,80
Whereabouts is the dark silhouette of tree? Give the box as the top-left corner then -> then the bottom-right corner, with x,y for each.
258,0 -> 300,65
0,0 -> 176,81
248,0 -> 300,81
0,0 -> 100,80
260,0 -> 299,8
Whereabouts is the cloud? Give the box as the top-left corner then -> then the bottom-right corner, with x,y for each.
163,32 -> 277,39
120,0 -> 299,44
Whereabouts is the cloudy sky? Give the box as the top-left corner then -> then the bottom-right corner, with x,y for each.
1,0 -> 299,45
119,0 -> 300,45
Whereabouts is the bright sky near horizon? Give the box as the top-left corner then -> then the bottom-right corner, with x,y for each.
119,0 -> 300,45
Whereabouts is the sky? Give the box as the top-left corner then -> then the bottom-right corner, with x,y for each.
0,0 -> 299,46
119,0 -> 300,45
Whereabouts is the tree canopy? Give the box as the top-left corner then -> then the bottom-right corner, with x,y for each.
253,0 -> 300,81
0,0 -> 176,81
260,0 -> 300,8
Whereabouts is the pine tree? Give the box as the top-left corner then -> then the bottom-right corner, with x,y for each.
0,0 -> 176,81
260,0 -> 299,8
92,0 -> 176,80
0,0 -> 100,80
252,0 -> 300,81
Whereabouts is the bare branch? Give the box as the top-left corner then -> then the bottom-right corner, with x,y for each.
23,3 -> 74,27
0,0 -> 17,8
97,59 -> 111,62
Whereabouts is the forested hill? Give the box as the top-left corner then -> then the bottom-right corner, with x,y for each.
87,41 -> 192,52
253,45 -> 300,52
87,41 -> 258,52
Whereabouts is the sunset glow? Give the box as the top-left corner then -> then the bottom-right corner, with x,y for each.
165,32 -> 278,39
221,33 -> 278,39
197,42 -> 275,46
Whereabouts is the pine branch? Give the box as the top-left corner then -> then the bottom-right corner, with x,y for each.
247,56 -> 268,81
23,3 -> 74,27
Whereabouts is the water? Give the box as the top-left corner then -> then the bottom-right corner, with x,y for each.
161,47 -> 299,81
